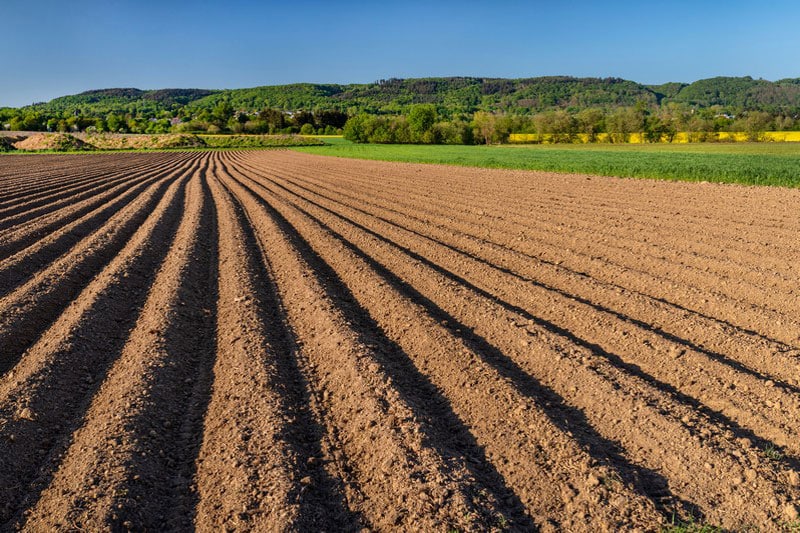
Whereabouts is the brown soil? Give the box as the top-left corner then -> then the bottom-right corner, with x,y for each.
13,133 -> 95,151
83,133 -> 206,150
1,151 -> 799,531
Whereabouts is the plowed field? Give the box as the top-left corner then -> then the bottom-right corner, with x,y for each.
1,151 -> 799,531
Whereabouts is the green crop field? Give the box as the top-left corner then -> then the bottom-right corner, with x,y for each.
295,142 -> 800,187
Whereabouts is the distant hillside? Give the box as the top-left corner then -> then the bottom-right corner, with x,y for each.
185,77 -> 660,115
665,76 -> 800,110
30,88 -> 218,114
17,76 -> 800,118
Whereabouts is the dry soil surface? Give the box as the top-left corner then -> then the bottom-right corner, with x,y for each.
1,151 -> 799,531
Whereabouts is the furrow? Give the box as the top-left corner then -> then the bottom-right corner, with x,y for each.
243,153 -> 800,347
0,153 -> 172,202
0,154 -> 181,232
242,152 -> 800,261
0,152 -> 194,259
0,154 -> 165,215
0,155 -> 197,286
257,159 -> 800,457
247,153 -> 800,306
258,160 -> 799,358
249,154 -> 800,314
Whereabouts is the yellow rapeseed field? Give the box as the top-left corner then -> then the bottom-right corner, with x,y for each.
508,131 -> 800,143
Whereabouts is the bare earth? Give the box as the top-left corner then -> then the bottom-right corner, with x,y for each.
0,151 -> 799,531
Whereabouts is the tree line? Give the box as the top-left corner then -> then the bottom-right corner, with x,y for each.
2,100 -> 797,144
343,103 -> 799,145
0,105 -> 347,135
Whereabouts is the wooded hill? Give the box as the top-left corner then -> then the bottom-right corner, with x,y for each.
12,76 -> 800,117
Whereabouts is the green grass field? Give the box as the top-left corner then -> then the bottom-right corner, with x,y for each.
296,142 -> 800,187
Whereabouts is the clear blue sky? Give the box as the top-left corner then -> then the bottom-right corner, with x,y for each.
2,0 -> 799,107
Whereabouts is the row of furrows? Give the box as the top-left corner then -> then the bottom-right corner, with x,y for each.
213,153 -> 660,530
265,154 -> 800,291
239,154 -> 800,368
0,154 -> 148,196
0,153 -> 186,232
0,152 -> 486,530
1,152 -> 518,530
0,153 -> 175,187
227,155 -> 689,525
313,156 -> 800,239
17,158 -> 219,531
0,152 -> 196,244
320,161 -> 800,257
192,154 -> 356,531
0,152 -> 365,530
2,151 -> 797,530
0,155 -> 204,373
0,157 -> 80,183
0,152 -> 143,177
229,151 -> 799,529
0,153 -> 172,210
0,154 -> 199,527
242,153 -> 800,348
274,153 -> 800,291
0,153 -> 202,284
243,155 -> 800,392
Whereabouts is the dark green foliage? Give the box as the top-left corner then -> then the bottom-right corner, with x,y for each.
0,137 -> 19,151
183,76 -> 662,116
668,76 -> 800,112
408,105 -> 437,142
646,82 -> 689,102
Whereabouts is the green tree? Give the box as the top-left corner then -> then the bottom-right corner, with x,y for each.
106,113 -> 124,132
575,108 -> 605,141
606,107 -> 645,142
212,101 -> 235,126
343,114 -> 371,143
258,108 -> 285,133
9,117 -> 24,131
742,111 -> 773,141
408,104 -> 437,142
472,111 -> 497,144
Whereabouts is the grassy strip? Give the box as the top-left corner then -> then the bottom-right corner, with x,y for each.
199,134 -> 325,148
293,143 -> 800,187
